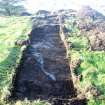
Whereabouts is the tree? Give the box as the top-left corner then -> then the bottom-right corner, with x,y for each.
0,0 -> 26,16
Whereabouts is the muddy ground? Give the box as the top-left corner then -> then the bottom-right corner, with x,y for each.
10,11 -> 87,105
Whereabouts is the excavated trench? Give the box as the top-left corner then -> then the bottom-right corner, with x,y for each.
10,12 -> 87,105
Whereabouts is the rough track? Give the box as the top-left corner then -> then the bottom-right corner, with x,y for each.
11,11 -> 87,105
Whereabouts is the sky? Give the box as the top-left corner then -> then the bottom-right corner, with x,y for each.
24,0 -> 105,15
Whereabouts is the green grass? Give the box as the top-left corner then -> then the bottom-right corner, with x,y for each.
66,19 -> 105,105
79,51 -> 105,101
70,43 -> 105,105
0,16 -> 31,104
67,36 -> 89,50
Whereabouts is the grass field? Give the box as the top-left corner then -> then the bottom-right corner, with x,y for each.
0,16 -> 31,104
66,19 -> 105,105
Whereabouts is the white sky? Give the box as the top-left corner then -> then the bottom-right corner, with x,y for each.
24,0 -> 105,15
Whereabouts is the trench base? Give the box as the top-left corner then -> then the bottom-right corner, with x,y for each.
10,20 -> 87,105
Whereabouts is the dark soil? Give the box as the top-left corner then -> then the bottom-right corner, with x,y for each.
10,12 -> 87,105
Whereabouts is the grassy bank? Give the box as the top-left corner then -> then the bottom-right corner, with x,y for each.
66,19 -> 105,105
0,16 -> 31,104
